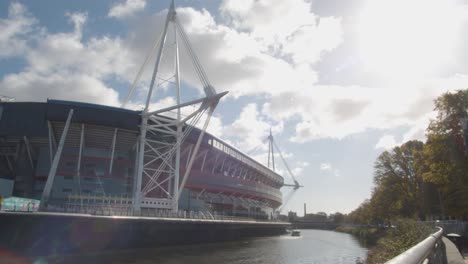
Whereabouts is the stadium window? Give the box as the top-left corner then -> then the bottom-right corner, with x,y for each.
64,176 -> 73,180
95,166 -> 105,177
84,163 -> 96,168
84,163 -> 96,175
65,161 -> 75,167
62,188 -> 72,193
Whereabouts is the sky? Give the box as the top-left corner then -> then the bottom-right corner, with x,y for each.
1,0 -> 468,216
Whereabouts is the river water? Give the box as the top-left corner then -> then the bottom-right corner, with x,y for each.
44,229 -> 368,264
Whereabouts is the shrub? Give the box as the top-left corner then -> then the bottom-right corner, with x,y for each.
366,219 -> 433,263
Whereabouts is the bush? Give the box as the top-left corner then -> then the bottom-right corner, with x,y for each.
366,219 -> 434,263
335,225 -> 384,246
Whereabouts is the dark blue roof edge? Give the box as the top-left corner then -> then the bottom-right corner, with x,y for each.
47,99 -> 141,114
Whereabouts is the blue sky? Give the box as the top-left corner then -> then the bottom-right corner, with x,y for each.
1,0 -> 468,215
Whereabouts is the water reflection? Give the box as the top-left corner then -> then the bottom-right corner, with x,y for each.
43,229 -> 367,264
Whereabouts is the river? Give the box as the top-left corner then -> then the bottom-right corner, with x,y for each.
41,229 -> 368,264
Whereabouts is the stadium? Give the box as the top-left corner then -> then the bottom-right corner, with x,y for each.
0,2 -> 299,221
0,99 -> 284,219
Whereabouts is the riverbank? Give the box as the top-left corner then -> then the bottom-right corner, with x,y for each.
336,220 -> 433,263
335,225 -> 384,247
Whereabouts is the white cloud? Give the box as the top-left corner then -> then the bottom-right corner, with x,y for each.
282,17 -> 343,65
320,163 -> 332,171
0,5 -> 133,106
221,0 -> 343,65
0,2 -> 36,58
223,103 -> 282,152
265,74 -> 468,143
375,135 -> 397,150
108,0 -> 146,19
1,1 -> 467,149
292,161 -> 309,177
65,12 -> 87,38
319,162 -> 340,177
26,16 -> 136,80
164,7 -> 322,97
0,71 -> 120,106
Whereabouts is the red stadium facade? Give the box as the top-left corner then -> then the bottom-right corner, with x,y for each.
0,100 -> 283,219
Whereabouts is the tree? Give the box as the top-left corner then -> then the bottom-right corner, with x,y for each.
330,212 -> 345,224
347,199 -> 373,224
348,89 -> 468,222
422,89 -> 468,219
371,141 -> 425,221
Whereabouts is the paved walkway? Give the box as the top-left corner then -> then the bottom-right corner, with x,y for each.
442,237 -> 465,264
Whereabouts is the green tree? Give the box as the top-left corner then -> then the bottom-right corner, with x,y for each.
329,212 -> 345,224
422,89 -> 468,219
372,141 -> 425,221
347,199 -> 373,224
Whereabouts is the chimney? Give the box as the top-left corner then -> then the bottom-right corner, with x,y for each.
304,203 -> 307,216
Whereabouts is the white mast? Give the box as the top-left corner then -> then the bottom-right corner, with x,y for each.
128,1 -> 226,214
267,131 -> 303,213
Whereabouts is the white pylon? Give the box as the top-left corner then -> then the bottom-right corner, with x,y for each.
126,1 -> 227,213
267,130 -> 303,213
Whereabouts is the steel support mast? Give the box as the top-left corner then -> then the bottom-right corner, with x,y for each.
267,131 -> 303,213
127,1 -> 226,214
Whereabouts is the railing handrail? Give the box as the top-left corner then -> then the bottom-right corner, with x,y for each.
32,202 -> 281,222
385,227 -> 444,264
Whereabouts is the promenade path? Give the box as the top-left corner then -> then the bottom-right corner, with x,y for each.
443,237 -> 465,264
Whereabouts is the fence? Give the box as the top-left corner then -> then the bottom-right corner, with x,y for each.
43,202 -> 279,223
385,227 -> 445,264
423,220 -> 468,236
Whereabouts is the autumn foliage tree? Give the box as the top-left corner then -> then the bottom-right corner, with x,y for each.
348,89 -> 468,223
422,89 -> 468,219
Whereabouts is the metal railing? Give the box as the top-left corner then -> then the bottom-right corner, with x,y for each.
385,227 -> 445,264
43,202 -> 280,223
423,220 -> 467,236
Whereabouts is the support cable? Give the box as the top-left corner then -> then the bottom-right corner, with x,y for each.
121,29 -> 164,108
175,20 -> 215,96
175,20 -> 208,87
272,139 -> 299,187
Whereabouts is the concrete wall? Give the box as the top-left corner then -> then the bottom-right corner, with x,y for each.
0,212 -> 289,256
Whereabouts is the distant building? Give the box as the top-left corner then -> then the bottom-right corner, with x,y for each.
303,212 -> 328,222
288,211 -> 298,221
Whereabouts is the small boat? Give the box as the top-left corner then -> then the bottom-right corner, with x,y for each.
291,230 -> 301,237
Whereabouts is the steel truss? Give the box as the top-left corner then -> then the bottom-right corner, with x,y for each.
126,1 -> 227,213
267,130 -> 303,213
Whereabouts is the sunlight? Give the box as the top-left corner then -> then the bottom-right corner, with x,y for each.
356,0 -> 462,79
